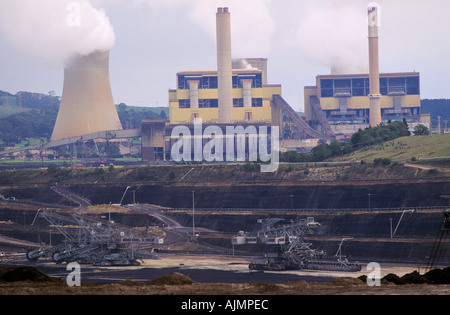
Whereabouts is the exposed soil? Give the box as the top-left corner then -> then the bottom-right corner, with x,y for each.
4,178 -> 450,210
0,265 -> 449,295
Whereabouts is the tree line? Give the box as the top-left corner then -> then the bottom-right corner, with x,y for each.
421,99 -> 450,128
280,120 -> 411,163
0,91 -> 168,150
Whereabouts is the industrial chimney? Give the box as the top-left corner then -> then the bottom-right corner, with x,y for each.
368,3 -> 382,127
216,7 -> 233,124
51,50 -> 122,141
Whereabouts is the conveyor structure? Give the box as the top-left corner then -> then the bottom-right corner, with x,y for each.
27,209 -> 162,266
272,94 -> 333,140
239,217 -> 361,272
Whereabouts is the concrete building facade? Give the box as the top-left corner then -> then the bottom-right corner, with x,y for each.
169,68 -> 282,126
304,72 -> 426,136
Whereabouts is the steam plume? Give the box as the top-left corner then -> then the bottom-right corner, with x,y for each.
139,0 -> 275,58
0,0 -> 115,68
295,0 -> 368,74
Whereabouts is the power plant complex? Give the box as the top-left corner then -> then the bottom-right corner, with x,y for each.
304,4 -> 427,137
2,3 -> 449,295
0,4 -> 430,162
142,4 -> 428,161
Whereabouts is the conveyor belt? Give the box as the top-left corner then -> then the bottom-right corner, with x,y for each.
272,94 -> 329,139
0,128 -> 141,155
309,95 -> 335,138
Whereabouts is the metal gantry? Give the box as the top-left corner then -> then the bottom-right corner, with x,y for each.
261,217 -> 320,239
27,209 -> 162,266
247,217 -> 361,272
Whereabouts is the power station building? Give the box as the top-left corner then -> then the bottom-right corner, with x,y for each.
169,65 -> 281,126
302,4 -> 428,137
142,8 -> 291,162
142,63 -> 284,162
304,72 -> 426,135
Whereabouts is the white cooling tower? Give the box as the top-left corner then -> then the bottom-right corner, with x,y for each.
51,50 -> 122,141
216,7 -> 233,124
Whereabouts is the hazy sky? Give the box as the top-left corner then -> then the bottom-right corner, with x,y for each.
0,0 -> 449,112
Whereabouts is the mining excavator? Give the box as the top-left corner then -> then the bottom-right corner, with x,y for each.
26,209 -> 162,266
242,217 -> 361,272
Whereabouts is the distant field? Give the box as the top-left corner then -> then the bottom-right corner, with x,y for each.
331,134 -> 450,163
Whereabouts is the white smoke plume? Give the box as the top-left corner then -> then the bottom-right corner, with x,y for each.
0,0 -> 273,68
0,0 -> 115,68
295,0 -> 369,74
136,0 -> 275,58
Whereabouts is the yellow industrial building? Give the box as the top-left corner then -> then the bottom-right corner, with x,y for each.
142,62 -> 286,162
168,67 -> 281,126
304,72 -> 428,135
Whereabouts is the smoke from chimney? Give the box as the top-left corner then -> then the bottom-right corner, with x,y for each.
139,0 -> 275,58
295,0 -> 368,74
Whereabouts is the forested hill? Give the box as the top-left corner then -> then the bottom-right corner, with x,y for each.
0,90 -> 168,148
421,99 -> 450,127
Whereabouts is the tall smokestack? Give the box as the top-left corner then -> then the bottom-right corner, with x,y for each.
368,3 -> 381,127
216,7 -> 233,124
51,50 -> 122,141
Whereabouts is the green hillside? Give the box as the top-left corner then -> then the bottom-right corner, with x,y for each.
0,90 -> 170,148
331,134 -> 450,163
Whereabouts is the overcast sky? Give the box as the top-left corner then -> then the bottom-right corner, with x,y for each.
0,0 -> 449,112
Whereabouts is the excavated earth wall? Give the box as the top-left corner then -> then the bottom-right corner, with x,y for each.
0,180 -> 449,264
66,180 -> 450,209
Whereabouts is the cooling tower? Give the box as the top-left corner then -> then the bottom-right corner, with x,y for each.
50,50 -> 122,141
216,7 -> 233,124
368,4 -> 382,127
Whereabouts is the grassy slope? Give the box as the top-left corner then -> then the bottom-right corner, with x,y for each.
330,134 -> 450,163
1,135 -> 449,185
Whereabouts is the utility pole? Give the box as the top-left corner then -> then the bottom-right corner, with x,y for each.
390,218 -> 393,239
438,116 -> 441,134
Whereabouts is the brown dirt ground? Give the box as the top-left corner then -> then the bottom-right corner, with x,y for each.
0,264 -> 449,295
0,277 -> 449,295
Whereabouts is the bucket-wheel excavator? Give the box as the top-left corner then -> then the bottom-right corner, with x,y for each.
27,209 -> 162,266
246,217 -> 361,272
